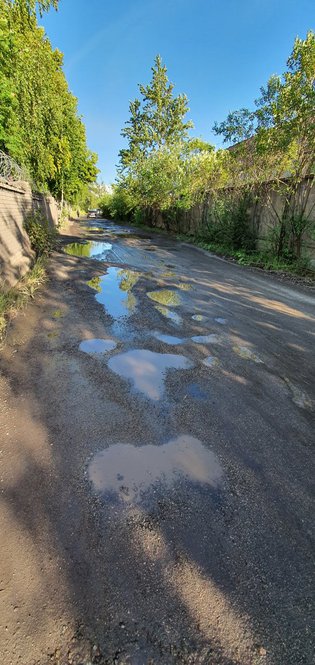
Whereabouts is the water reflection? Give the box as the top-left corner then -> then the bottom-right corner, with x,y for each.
153,332 -> 185,345
88,435 -> 223,504
191,334 -> 220,344
87,267 -> 140,321
147,289 -> 181,307
233,345 -> 263,363
202,356 -> 220,368
64,241 -> 112,259
108,349 -> 193,400
79,338 -> 117,354
154,305 -> 183,326
192,314 -> 207,322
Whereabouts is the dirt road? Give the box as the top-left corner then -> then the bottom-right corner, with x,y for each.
0,219 -> 314,665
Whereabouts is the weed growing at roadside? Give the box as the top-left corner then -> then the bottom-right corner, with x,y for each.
0,258 -> 47,344
24,212 -> 58,257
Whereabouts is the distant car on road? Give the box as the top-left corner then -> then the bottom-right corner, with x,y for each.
87,209 -> 97,218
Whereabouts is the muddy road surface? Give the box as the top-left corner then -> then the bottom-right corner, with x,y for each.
0,219 -> 314,665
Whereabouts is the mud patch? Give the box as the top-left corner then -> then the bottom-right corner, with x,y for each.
108,349 -> 193,400
191,334 -> 220,344
88,435 -> 223,504
79,338 -> 117,354
153,332 -> 185,345
233,345 -> 263,363
147,289 -> 181,307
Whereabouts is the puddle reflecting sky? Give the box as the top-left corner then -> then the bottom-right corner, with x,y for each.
108,349 -> 193,400
64,241 -> 112,259
79,338 -> 117,354
233,345 -> 263,363
88,435 -> 223,504
202,356 -> 220,368
155,305 -> 183,326
191,334 -> 220,344
192,314 -> 207,322
88,267 -> 140,320
153,332 -> 185,345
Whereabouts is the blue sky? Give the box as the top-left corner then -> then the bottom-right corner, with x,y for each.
41,0 -> 314,184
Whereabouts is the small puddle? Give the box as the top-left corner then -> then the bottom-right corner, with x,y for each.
192,314 -> 207,322
160,270 -> 176,278
88,435 -> 223,504
233,345 -> 263,363
187,383 -> 208,401
147,289 -> 181,307
52,309 -> 63,318
153,332 -> 185,345
283,378 -> 313,410
155,305 -> 183,326
79,338 -> 117,354
88,267 -> 140,321
202,356 -> 220,368
108,349 -> 193,400
191,334 -> 219,344
177,283 -> 193,291
215,317 -> 227,325
64,241 -> 112,259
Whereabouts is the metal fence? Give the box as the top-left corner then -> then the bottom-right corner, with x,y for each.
0,150 -> 26,182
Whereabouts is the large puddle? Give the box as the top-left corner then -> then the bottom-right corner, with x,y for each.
108,349 -> 193,400
88,267 -> 140,321
64,241 -> 112,259
88,435 -> 223,504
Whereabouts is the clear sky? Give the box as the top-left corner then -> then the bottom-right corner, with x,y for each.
41,0 -> 314,184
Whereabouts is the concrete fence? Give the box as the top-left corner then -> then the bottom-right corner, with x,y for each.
144,176 -> 315,262
0,179 -> 59,288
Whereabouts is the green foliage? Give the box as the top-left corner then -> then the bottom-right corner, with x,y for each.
202,192 -> 256,252
0,0 -> 98,202
119,55 -> 193,170
213,31 -> 315,258
24,212 -> 57,257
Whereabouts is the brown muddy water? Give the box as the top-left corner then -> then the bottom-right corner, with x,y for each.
88,435 -> 223,504
108,349 -> 194,400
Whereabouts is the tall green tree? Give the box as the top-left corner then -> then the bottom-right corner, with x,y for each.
0,0 -> 98,203
119,55 -> 193,170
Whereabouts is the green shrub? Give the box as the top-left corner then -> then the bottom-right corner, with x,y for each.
24,212 -> 58,257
